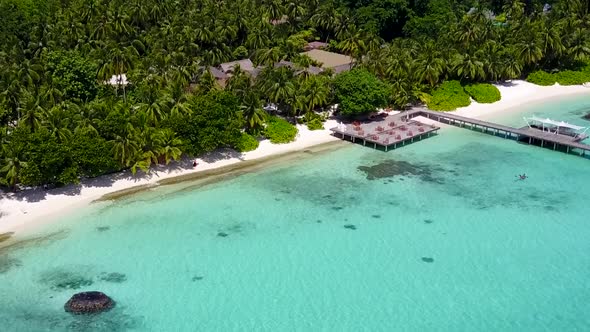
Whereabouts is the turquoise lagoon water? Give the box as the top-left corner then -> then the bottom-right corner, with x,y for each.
2,94 -> 590,331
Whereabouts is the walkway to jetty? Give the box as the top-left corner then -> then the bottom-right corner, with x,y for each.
330,108 -> 590,156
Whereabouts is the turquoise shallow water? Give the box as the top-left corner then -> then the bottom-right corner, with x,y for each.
2,94 -> 590,331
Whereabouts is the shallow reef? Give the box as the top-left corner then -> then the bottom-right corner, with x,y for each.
39,268 -> 94,290
99,272 -> 127,283
0,256 -> 22,274
357,159 -> 443,183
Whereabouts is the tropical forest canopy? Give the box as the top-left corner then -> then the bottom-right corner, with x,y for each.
1,0 -> 589,189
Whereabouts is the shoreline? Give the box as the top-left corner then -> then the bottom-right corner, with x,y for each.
1,80 -> 589,237
0,121 -> 343,236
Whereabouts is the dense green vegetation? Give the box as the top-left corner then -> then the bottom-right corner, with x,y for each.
1,0 -> 589,189
526,70 -> 558,86
264,117 -> 299,143
427,81 -> 471,111
527,69 -> 590,86
235,133 -> 260,152
464,84 -> 502,103
333,69 -> 390,116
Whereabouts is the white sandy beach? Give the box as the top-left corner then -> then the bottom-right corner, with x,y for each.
1,80 -> 589,235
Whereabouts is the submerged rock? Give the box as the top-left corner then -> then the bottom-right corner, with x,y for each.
95,226 -> 110,232
64,291 -> 115,314
421,257 -> 434,263
217,232 -> 228,237
583,113 -> 590,121
343,224 -> 357,230
423,219 -> 434,224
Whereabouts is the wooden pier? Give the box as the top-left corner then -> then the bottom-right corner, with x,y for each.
330,108 -> 590,156
330,115 -> 440,151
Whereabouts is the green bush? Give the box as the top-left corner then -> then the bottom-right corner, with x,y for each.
301,111 -> 325,130
333,68 -> 389,116
526,70 -> 556,86
527,70 -> 590,86
464,83 -> 501,103
554,70 -> 590,85
264,117 -> 298,144
307,118 -> 324,130
234,133 -> 259,152
427,80 -> 471,111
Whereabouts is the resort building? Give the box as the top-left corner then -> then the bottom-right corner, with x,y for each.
274,60 -> 323,76
192,49 -> 352,89
301,49 -> 354,74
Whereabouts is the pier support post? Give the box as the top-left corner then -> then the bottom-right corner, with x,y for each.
541,140 -> 544,147
529,137 -> 531,144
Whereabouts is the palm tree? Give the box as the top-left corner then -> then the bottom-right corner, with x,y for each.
414,44 -> 447,87
74,103 -> 102,135
43,105 -> 72,142
0,77 -> 23,119
240,92 -> 266,134
245,27 -> 271,51
265,0 -> 285,21
285,1 -> 306,27
20,97 -> 46,133
337,27 -> 367,61
98,42 -> 142,101
264,67 -> 296,110
567,27 -> 590,61
254,47 -> 283,67
16,59 -> 42,89
310,3 -> 338,41
538,20 -> 565,64
41,77 -> 63,107
225,65 -> 252,100
452,53 -> 485,82
165,82 -> 191,117
302,76 -> 330,113
111,129 -> 140,168
154,128 -> 183,165
1,143 -> 27,191
516,31 -> 544,67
